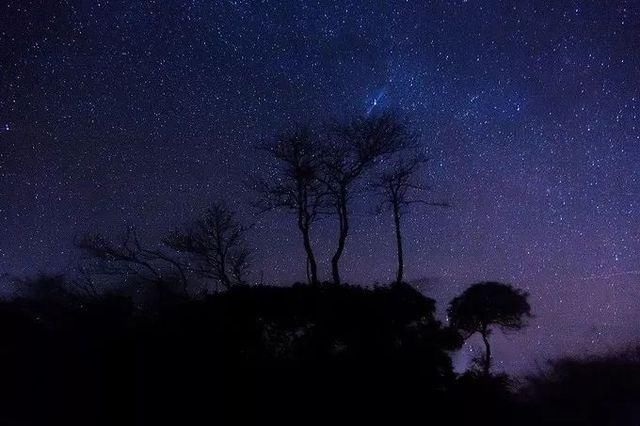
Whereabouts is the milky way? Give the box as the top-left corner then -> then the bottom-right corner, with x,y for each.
2,1 -> 640,373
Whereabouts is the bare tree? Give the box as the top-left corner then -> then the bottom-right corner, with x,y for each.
321,113 -> 415,284
76,228 -> 189,296
255,128 -> 325,284
69,264 -> 100,298
372,156 -> 448,283
164,202 -> 252,290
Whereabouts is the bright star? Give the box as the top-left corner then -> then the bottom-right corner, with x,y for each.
366,89 -> 386,115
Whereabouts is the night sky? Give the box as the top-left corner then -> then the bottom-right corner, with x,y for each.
2,0 -> 640,373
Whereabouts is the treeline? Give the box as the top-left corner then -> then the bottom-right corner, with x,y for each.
2,276 -> 639,425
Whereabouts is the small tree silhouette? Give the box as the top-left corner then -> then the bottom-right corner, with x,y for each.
164,202 -> 252,290
77,227 -> 189,295
372,155 -> 448,283
255,128 -> 326,284
321,113 -> 414,284
447,282 -> 531,375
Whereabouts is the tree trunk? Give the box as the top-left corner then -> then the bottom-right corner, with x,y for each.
331,201 -> 348,285
301,226 -> 318,284
216,251 -> 231,289
481,328 -> 492,376
392,202 -> 403,284
298,206 -> 318,284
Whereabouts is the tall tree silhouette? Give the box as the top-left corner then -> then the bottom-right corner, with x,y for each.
256,128 -> 325,284
448,282 -> 531,375
321,113 -> 414,284
164,202 -> 252,290
372,155 -> 448,283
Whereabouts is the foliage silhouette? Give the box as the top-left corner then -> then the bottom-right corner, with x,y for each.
450,371 -> 519,425
448,281 -> 531,375
522,348 -> 640,426
0,275 -> 468,425
5,272 -> 637,425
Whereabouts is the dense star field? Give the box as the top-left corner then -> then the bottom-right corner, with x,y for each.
1,1 -> 639,373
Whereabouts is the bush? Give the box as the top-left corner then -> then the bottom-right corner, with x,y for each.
0,281 -> 462,425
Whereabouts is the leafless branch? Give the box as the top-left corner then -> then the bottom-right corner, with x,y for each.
164,202 -> 252,290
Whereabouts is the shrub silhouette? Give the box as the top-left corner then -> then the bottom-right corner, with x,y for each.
450,371 -> 519,425
0,277 -> 462,425
143,282 -> 462,424
522,349 -> 640,426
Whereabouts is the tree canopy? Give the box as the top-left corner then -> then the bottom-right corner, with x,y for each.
448,281 -> 531,375
448,281 -> 531,336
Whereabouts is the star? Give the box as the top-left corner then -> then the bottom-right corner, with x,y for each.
366,89 -> 386,116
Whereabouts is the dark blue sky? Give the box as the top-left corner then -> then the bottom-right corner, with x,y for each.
2,0 -> 640,372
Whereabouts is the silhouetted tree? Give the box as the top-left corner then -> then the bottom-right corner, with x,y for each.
256,129 -> 326,284
164,202 -> 252,290
448,281 -> 531,375
77,228 -> 189,296
372,155 -> 448,283
321,113 -> 415,284
69,264 -> 100,298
